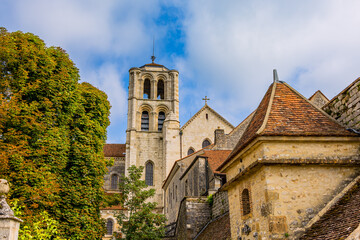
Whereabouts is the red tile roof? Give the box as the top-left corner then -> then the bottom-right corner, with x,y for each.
218,81 -> 357,171
202,150 -> 231,174
103,144 -> 126,157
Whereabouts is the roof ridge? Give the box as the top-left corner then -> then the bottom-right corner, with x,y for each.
256,81 -> 277,134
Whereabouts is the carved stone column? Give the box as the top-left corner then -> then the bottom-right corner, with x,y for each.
0,179 -> 22,240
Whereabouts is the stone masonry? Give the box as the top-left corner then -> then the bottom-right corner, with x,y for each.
323,77 -> 360,131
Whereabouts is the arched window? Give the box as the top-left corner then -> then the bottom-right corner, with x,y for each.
242,189 -> 251,215
158,112 -> 165,131
106,218 -> 114,235
111,174 -> 118,190
187,148 -> 195,155
143,79 -> 151,99
202,139 -> 211,148
145,161 -> 154,186
157,80 -> 164,99
141,111 -> 149,131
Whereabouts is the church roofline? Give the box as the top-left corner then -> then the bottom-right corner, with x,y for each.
180,104 -> 234,131
308,89 -> 329,102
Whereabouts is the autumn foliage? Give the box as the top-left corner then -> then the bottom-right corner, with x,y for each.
0,27 -> 110,239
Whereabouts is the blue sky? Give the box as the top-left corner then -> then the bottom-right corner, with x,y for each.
2,0 -> 360,143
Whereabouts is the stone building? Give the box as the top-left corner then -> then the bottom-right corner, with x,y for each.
217,79 -> 360,239
100,144 -> 126,239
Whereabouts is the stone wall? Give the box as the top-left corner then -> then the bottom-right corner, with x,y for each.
172,197 -> 211,240
211,190 -> 229,219
323,78 -> 360,131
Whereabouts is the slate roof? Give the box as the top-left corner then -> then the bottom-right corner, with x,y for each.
218,81 -> 357,171
103,144 -> 126,157
300,179 -> 360,239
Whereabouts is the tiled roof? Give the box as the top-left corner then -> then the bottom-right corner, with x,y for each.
300,179 -> 360,239
100,204 -> 125,210
201,150 -> 231,174
103,144 -> 126,157
218,81 -> 357,171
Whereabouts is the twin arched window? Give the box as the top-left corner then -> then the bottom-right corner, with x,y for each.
242,189 -> 251,215
111,174 -> 118,190
145,161 -> 154,186
202,139 -> 211,148
143,79 -> 164,99
106,218 -> 114,235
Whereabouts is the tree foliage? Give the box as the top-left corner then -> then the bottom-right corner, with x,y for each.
117,165 -> 166,240
0,27 -> 110,239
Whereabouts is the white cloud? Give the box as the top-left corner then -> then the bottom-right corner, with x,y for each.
179,0 -> 360,125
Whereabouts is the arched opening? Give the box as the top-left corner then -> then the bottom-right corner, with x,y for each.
106,218 -> 114,235
157,80 -> 164,99
141,111 -> 149,131
187,147 -> 195,155
242,189 -> 251,215
110,174 -> 118,190
202,139 -> 211,148
143,79 -> 151,99
145,161 -> 154,186
158,112 -> 165,131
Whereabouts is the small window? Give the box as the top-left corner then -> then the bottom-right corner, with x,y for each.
242,189 -> 251,215
187,148 -> 195,155
111,174 -> 118,190
157,80 -> 164,99
206,113 -> 208,120
106,219 -> 114,235
145,161 -> 154,186
143,79 -> 151,99
141,111 -> 149,131
202,139 -> 211,148
158,112 -> 165,131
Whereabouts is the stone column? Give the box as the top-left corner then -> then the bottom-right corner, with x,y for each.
0,179 -> 22,240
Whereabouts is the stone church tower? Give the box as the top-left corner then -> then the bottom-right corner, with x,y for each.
125,60 -> 180,210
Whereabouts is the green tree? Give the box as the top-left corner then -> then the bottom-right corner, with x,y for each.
117,165 -> 166,240
0,27 -> 110,239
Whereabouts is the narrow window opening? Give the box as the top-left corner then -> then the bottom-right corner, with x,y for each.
202,139 -> 211,148
206,113 -> 208,120
141,111 -> 149,131
242,189 -> 251,215
157,80 -> 164,99
143,79 -> 151,99
111,174 -> 118,190
106,219 -> 114,235
158,112 -> 165,131
145,161 -> 154,186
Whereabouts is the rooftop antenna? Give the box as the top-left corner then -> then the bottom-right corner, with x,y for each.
273,69 -> 279,82
151,37 -> 156,63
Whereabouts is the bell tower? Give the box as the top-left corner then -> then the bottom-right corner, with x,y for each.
125,59 -> 180,211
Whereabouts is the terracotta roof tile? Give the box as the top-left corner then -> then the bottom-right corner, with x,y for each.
218,81 -> 357,171
201,150 -> 231,173
103,144 -> 126,157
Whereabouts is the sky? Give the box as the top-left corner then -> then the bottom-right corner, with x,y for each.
1,0 -> 360,143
